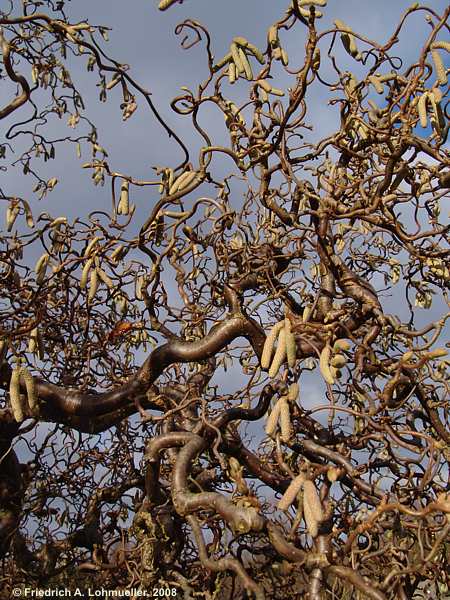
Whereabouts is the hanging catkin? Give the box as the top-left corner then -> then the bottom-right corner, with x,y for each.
268,328 -> 287,378
303,495 -> 319,537
319,344 -> 334,385
303,480 -> 324,522
278,473 -> 306,511
21,367 -> 38,412
261,320 -> 284,369
265,398 -> 283,437
285,318 -> 297,368
10,367 -> 25,423
279,398 -> 292,442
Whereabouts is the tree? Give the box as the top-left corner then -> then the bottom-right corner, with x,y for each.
0,0 -> 449,597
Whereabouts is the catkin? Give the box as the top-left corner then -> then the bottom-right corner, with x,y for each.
214,52 -> 232,70
302,305 -> 312,323
431,41 -> 450,52
303,480 -> 324,522
228,61 -> 237,84
233,37 -> 265,64
238,47 -> 253,80
10,367 -> 25,423
334,19 -> 359,59
319,344 -> 334,385
97,267 -> 114,289
21,368 -> 37,412
257,79 -> 273,93
169,171 -> 197,195
333,339 -> 351,353
230,42 -> 244,75
80,258 -> 93,289
431,50 -> 447,86
425,348 -> 447,359
28,327 -> 38,354
83,236 -> 101,258
35,253 -> 50,285
279,398 -> 292,442
118,180 -> 130,215
278,474 -> 306,511
261,320 -> 284,369
417,92 -> 429,128
330,354 -> 347,368
158,0 -> 178,10
88,268 -> 99,303
303,497 -> 319,537
327,467 -> 340,482
285,318 -> 297,368
135,275 -> 145,300
265,398 -> 283,437
288,382 -> 299,402
269,328 -> 287,378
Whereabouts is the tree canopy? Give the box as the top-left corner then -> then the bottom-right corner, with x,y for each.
0,1 -> 449,598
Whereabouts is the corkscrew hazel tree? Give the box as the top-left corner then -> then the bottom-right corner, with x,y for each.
0,0 -> 449,598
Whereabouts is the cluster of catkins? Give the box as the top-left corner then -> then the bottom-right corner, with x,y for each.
9,358 -> 38,423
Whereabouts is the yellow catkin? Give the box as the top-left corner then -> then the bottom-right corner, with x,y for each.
278,474 -> 306,511
279,398 -> 292,442
268,328 -> 287,378
319,344 -> 334,385
214,52 -> 232,70
10,367 -> 25,423
238,47 -> 253,80
233,37 -> 265,64
169,171 -> 197,195
330,354 -> 347,368
158,0 -> 179,10
97,268 -> 114,289
135,275 -> 145,300
83,236 -> 101,258
302,305 -> 312,323
303,498 -> 319,537
35,253 -> 50,285
303,480 -> 324,523
228,61 -> 237,84
288,382 -> 299,402
334,19 -> 359,59
50,217 -> 67,228
333,339 -> 351,353
431,41 -> 450,52
327,467 -> 341,482
265,398 -> 283,437
230,42 -> 244,75
80,258 -> 93,289
21,368 -> 37,412
87,268 -> 99,303
425,348 -> 447,359
257,79 -> 272,93
431,49 -> 447,86
268,25 -> 279,47
261,320 -> 284,369
117,180 -> 130,215
28,327 -> 38,354
285,318 -> 297,368
417,92 -> 429,128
